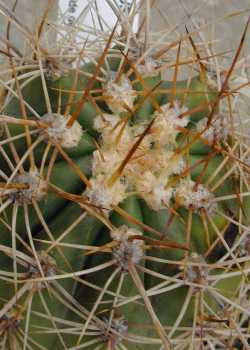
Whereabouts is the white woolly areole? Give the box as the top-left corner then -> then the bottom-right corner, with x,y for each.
137,58 -> 161,76
104,72 -> 136,114
152,102 -> 189,145
94,113 -> 120,132
196,115 -> 229,144
28,251 -> 57,290
175,179 -> 216,213
42,113 -> 82,148
101,314 -> 128,347
133,171 -> 173,211
131,121 -> 160,151
185,253 -> 209,291
94,114 -> 131,151
126,148 -> 185,179
9,171 -> 47,204
84,175 -> 127,213
111,225 -> 144,271
128,38 -> 161,76
92,149 -> 123,177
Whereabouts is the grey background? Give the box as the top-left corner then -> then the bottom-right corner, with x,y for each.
0,0 -> 59,55
149,0 -> 250,55
0,1 -> 249,55
0,0 -> 249,82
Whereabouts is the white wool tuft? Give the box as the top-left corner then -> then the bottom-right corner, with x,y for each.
9,170 -> 47,205
94,114 -> 132,152
133,171 -> 173,211
42,113 -> 82,148
84,175 -> 127,213
196,114 -> 229,144
152,102 -> 189,145
174,179 -> 216,213
104,73 -> 136,114
111,225 -> 144,271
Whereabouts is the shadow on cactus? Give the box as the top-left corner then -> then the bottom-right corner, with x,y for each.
0,3 -> 250,350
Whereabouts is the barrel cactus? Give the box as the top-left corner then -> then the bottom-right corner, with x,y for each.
0,2 -> 250,349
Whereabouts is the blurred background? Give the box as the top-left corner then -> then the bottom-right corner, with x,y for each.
0,1 -> 249,80
0,0 -> 249,53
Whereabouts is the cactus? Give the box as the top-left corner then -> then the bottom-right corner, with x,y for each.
0,1 -> 250,349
